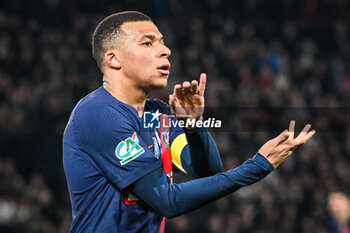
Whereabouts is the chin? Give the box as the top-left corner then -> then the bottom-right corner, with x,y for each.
142,75 -> 168,92
152,81 -> 168,90
151,78 -> 168,89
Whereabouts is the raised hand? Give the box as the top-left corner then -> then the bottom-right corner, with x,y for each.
258,121 -> 316,168
169,73 -> 206,121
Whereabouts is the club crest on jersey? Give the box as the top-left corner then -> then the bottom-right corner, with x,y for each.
162,129 -> 170,149
115,132 -> 145,165
152,137 -> 161,159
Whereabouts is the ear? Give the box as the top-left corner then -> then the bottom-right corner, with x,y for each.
104,49 -> 121,69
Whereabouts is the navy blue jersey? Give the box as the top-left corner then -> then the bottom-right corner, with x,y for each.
63,87 -> 183,233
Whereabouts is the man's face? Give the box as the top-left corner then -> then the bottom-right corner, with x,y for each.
328,192 -> 350,220
117,21 -> 171,91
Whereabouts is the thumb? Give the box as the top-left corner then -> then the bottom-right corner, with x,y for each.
274,130 -> 289,144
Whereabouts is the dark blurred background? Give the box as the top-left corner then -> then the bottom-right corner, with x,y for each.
0,0 -> 350,232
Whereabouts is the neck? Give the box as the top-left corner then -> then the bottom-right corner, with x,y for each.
103,73 -> 147,117
335,212 -> 350,225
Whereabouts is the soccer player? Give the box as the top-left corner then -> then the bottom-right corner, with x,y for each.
63,11 -> 316,233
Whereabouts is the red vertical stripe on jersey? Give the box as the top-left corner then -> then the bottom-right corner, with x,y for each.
160,114 -> 172,182
159,217 -> 165,233
158,114 -> 173,232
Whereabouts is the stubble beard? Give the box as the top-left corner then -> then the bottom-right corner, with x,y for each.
140,75 -> 168,93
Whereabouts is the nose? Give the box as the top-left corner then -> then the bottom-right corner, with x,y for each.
159,44 -> 171,58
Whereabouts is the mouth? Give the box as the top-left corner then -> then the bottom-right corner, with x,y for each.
157,64 -> 171,75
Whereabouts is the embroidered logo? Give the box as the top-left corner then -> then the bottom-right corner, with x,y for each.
162,129 -> 170,149
115,132 -> 145,165
152,137 -> 161,159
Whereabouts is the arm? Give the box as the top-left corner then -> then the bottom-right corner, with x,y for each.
132,153 -> 272,218
133,122 -> 315,218
182,127 -> 223,177
169,73 -> 222,177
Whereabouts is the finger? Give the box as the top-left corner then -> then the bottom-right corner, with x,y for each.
182,81 -> 192,96
198,73 -> 207,96
295,124 -> 311,139
305,130 -> 316,141
174,84 -> 183,99
169,94 -> 176,113
274,130 -> 289,145
173,84 -> 180,95
301,124 -> 311,134
182,81 -> 191,90
169,94 -> 181,112
288,120 -> 295,140
191,80 -> 199,94
295,129 -> 316,145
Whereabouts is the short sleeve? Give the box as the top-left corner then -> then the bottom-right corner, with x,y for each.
74,105 -> 162,190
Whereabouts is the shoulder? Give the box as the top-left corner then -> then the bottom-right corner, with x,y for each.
73,88 -> 107,117
71,88 -> 140,133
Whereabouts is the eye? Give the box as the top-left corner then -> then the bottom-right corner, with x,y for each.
143,41 -> 152,46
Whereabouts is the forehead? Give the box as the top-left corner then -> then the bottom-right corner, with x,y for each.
329,192 -> 348,202
120,21 -> 162,38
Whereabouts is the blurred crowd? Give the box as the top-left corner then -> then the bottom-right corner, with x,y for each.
0,158 -> 71,233
1,0 -> 350,232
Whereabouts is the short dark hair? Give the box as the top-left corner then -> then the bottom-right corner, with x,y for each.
92,11 -> 153,71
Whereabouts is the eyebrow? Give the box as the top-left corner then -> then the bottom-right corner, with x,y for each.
140,34 -> 164,41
